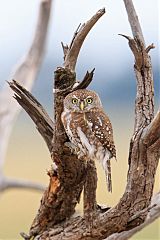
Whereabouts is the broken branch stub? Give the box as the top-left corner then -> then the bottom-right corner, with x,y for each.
73,68 -> 95,91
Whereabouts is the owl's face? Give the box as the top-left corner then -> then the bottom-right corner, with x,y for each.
63,89 -> 102,112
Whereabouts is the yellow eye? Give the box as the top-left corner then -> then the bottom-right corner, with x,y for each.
86,98 -> 93,104
72,98 -> 78,104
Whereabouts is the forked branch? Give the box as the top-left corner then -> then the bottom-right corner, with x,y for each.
9,2 -> 160,240
63,8 -> 105,71
123,0 -> 145,44
122,0 -> 154,133
73,68 -> 95,91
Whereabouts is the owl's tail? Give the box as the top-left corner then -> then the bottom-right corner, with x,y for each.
105,160 -> 112,192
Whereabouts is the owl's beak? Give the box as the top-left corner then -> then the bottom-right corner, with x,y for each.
79,101 -> 85,110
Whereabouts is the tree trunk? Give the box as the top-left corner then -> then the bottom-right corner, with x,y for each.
9,1 -> 159,240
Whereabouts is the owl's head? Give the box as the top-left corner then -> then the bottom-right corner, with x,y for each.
63,89 -> 102,112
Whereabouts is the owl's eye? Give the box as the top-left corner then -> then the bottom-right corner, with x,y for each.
86,98 -> 93,104
72,98 -> 78,104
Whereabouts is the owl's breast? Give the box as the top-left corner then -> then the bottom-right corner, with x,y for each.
61,111 -> 95,157
61,111 -> 113,162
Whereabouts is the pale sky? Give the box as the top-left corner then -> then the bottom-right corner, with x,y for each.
0,0 -> 159,108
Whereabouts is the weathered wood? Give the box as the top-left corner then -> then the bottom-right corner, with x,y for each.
9,80 -> 54,153
142,110 -> 160,146
0,176 -> 45,192
27,10 -> 106,237
123,0 -> 145,44
73,69 -> 95,91
28,68 -> 86,237
63,8 -> 105,71
83,160 -> 97,227
106,193 -> 160,240
36,1 -> 159,239
9,2 -> 159,240
0,0 -> 52,193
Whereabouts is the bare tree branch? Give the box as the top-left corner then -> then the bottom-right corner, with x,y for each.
122,1 -> 154,134
105,192 -> 160,240
0,0 -> 52,191
8,80 -> 54,153
9,3 -> 159,240
123,0 -> 145,44
142,110 -> 160,147
31,192 -> 160,240
0,177 -> 45,192
146,43 -> 155,53
73,68 -> 95,91
10,9 -> 105,236
63,8 -> 105,71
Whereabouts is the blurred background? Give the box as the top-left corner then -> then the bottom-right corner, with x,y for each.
0,0 -> 159,239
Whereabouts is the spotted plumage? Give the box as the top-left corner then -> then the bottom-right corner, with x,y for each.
61,89 -> 116,192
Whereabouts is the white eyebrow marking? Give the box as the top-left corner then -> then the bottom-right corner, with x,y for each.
86,95 -> 93,99
72,95 -> 78,99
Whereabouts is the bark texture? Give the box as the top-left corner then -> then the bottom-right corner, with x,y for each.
9,2 -> 159,240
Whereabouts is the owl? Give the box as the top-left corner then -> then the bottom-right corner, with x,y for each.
61,89 -> 116,192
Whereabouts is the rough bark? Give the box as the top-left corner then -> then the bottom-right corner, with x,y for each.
106,191 -> 160,240
0,0 -> 52,192
12,9 -> 105,238
83,160 -> 97,225
9,1 -> 159,240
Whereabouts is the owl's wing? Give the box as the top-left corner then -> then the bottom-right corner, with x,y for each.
85,108 -> 116,192
85,109 -> 116,159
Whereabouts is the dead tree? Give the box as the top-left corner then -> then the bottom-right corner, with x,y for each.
9,0 -> 159,239
0,0 -> 52,192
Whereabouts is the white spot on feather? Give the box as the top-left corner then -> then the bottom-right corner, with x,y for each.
98,117 -> 103,126
87,120 -> 93,128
